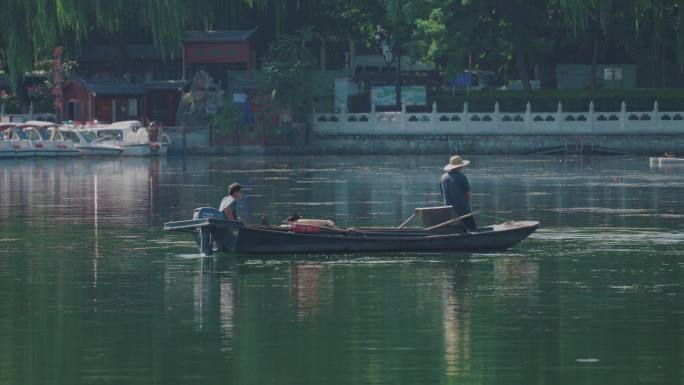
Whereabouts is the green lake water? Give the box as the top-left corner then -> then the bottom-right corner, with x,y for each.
1,155 -> 682,385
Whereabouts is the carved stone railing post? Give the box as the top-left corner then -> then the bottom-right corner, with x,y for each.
432,102 -> 438,133
494,102 -> 500,132
463,102 -> 469,132
589,101 -> 595,133
401,103 -> 407,131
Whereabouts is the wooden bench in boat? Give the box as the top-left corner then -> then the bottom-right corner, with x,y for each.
397,206 -> 472,232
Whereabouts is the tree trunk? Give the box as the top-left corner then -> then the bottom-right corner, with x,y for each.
14,74 -> 30,113
661,38 -> 667,87
114,34 -> 128,76
396,47 -> 402,108
0,51 -> 30,113
515,47 -> 531,92
591,18 -> 599,89
499,0 -> 531,92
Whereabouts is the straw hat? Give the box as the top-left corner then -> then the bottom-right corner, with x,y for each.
444,155 -> 470,171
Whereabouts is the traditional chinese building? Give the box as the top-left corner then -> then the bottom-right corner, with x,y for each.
62,77 -> 145,122
63,28 -> 259,124
182,28 -> 258,90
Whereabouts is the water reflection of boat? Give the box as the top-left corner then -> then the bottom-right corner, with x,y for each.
165,206 -> 539,255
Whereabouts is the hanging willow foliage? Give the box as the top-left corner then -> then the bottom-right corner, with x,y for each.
1,0 -> 318,86
556,0 -> 684,83
678,0 -> 684,63
557,0 -> 615,34
5,0 -> 684,90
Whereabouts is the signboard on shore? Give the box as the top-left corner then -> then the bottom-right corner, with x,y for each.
371,86 -> 396,106
401,86 -> 427,106
371,85 -> 427,106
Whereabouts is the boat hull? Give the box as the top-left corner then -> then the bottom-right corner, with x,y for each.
77,145 -> 124,156
11,150 -> 35,157
54,143 -> 79,157
164,219 -> 539,255
9,142 -> 34,158
121,144 -> 152,156
159,143 -> 169,155
149,142 -> 169,156
31,141 -> 79,157
235,222 -> 538,254
0,143 -> 14,158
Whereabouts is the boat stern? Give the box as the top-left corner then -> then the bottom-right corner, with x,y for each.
164,217 -> 245,255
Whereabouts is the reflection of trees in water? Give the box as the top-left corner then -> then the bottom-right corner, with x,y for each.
220,277 -> 235,344
4,155 -> 684,384
4,155 -> 681,230
442,267 -> 472,378
441,257 -> 548,383
0,158 -> 165,227
493,257 -> 540,300
157,155 -> 684,230
291,262 -> 330,321
189,256 -> 237,352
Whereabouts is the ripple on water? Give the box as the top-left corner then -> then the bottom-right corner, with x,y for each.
2,155 -> 684,385
535,227 -> 684,245
546,207 -> 651,214
576,358 -> 600,363
176,253 -> 210,260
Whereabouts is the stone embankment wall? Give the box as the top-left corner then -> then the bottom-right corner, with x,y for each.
309,133 -> 683,155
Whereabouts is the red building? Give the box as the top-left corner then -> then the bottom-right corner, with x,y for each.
62,78 -> 185,125
62,77 -> 145,122
183,28 -> 258,89
143,81 -> 185,126
63,29 -> 258,125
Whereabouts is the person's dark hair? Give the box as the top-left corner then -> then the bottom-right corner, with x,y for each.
229,183 -> 242,195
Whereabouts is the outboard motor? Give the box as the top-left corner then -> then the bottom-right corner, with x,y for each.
192,207 -> 224,256
193,207 -> 225,220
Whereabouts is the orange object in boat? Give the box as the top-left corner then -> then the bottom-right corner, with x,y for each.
290,223 -> 321,234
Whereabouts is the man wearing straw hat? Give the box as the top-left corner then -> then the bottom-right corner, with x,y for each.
440,155 -> 477,230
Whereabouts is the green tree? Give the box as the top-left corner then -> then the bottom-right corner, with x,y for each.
257,27 -> 318,121
0,0 -> 324,111
395,0 -> 555,91
557,0 -> 616,88
213,93 -> 243,138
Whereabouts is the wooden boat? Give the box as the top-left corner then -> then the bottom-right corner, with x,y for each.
164,206 -> 539,255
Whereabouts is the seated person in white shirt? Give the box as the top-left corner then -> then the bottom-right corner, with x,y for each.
219,183 -> 243,220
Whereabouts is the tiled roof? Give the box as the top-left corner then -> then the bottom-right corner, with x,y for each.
183,28 -> 257,42
77,45 -> 180,62
142,80 -> 187,91
68,77 -> 145,95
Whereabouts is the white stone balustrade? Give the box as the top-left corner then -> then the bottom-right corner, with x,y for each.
312,101 -> 683,135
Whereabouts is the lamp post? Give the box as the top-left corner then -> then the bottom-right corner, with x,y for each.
375,25 -> 401,110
